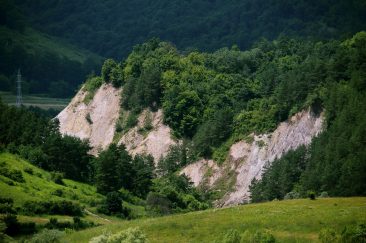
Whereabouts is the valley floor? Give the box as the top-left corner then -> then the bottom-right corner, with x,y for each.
63,197 -> 366,243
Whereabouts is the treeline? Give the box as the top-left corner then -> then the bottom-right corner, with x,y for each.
0,101 -> 93,181
0,0 -> 102,98
17,0 -> 366,58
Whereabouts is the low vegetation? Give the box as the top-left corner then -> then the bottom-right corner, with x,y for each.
63,197 -> 366,243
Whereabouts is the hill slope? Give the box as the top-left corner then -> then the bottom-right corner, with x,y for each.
0,25 -> 102,97
63,197 -> 366,243
17,0 -> 366,58
0,152 -> 103,207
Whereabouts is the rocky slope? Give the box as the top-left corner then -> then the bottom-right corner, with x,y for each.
118,109 -> 177,163
58,84 -> 324,206
57,85 -> 177,159
181,109 -> 324,206
57,84 -> 121,155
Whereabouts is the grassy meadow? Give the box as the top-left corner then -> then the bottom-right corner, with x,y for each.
64,197 -> 366,243
0,91 -> 70,110
1,153 -> 365,242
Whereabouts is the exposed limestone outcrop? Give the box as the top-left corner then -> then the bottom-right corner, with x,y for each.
57,84 -> 121,155
57,84 -> 177,161
181,109 -> 324,206
118,109 -> 177,163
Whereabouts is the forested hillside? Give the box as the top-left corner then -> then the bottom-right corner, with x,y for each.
17,0 -> 366,58
78,31 -> 366,200
0,0 -> 102,97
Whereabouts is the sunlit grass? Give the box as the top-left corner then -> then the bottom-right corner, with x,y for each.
63,197 -> 366,243
0,153 -> 103,207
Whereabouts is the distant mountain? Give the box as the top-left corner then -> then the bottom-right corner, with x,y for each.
0,0 -> 103,98
16,0 -> 366,58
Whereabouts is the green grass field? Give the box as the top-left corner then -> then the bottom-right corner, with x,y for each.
1,153 -> 365,242
63,197 -> 366,243
0,91 -> 70,110
0,153 -> 103,209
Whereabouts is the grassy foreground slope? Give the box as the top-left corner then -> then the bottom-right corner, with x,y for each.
64,197 -> 366,243
0,153 -> 103,208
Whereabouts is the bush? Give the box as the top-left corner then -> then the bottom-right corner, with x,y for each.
0,204 -> 16,214
27,229 -> 65,243
307,191 -> 316,200
241,230 -> 276,243
125,112 -> 138,130
97,192 -> 131,219
0,197 -> 13,205
221,229 -> 241,243
22,200 -> 83,216
0,165 -> 25,183
284,191 -> 300,200
340,223 -> 366,243
146,192 -> 172,215
50,172 -> 64,185
24,167 -> 34,175
319,191 -> 329,198
319,228 -> 338,243
89,227 -> 147,243
45,217 -> 95,231
51,189 -> 64,197
2,214 -> 36,236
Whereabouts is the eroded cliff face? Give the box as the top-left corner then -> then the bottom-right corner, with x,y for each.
57,85 -> 177,160
181,109 -> 324,206
57,84 -> 121,155
58,84 -> 323,207
118,109 -> 177,163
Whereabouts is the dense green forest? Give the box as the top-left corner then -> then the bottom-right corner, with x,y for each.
16,0 -> 366,59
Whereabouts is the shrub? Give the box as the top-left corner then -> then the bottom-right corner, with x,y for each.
22,200 -> 83,216
24,167 -> 34,175
222,229 -> 241,243
319,191 -> 329,198
241,230 -> 276,243
340,223 -> 366,243
50,172 -> 64,185
27,229 -> 65,243
0,197 -> 13,205
89,227 -> 147,243
3,214 -> 36,236
44,217 -> 94,231
97,192 -> 131,219
0,203 -> 16,214
83,76 -> 104,104
146,192 -> 172,215
0,166 -> 25,183
319,228 -> 338,243
125,112 -> 138,130
307,191 -> 316,200
51,189 -> 64,197
284,191 -> 300,200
